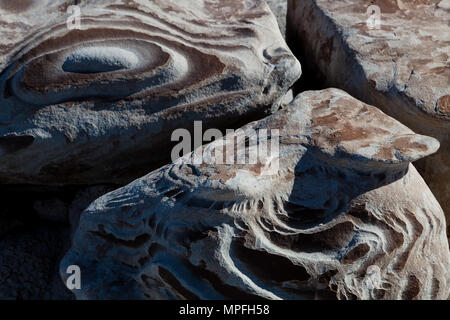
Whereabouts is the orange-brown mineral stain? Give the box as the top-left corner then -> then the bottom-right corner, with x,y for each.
437,95 -> 450,115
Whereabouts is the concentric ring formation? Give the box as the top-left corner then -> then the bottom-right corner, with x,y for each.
0,0 -> 301,184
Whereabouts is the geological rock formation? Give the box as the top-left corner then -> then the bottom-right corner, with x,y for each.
61,89 -> 449,300
0,223 -> 73,300
0,183 -> 116,299
287,0 -> 450,226
0,0 -> 300,185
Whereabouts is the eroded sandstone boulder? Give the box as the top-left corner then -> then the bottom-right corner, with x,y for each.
61,89 -> 449,300
0,0 -> 300,185
287,0 -> 450,226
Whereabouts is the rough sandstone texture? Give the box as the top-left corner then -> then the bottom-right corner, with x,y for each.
0,0 -> 300,185
287,0 -> 450,231
61,89 -> 449,300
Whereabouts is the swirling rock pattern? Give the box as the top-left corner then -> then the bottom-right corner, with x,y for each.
61,89 -> 449,300
0,0 -> 300,184
287,0 -> 450,228
265,0 -> 288,37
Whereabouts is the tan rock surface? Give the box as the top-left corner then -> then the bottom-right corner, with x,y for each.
287,0 -> 450,229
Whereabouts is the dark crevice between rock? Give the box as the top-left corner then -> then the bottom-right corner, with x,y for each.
0,184 -> 118,299
286,26 -> 328,95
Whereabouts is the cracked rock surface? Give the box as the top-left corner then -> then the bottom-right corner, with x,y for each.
287,0 -> 450,226
61,89 -> 449,300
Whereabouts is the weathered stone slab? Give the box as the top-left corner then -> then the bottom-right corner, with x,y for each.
287,0 -> 450,226
0,0 -> 300,185
61,89 -> 449,300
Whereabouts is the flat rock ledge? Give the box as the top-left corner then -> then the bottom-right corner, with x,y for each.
287,0 -> 450,227
61,89 -> 449,300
